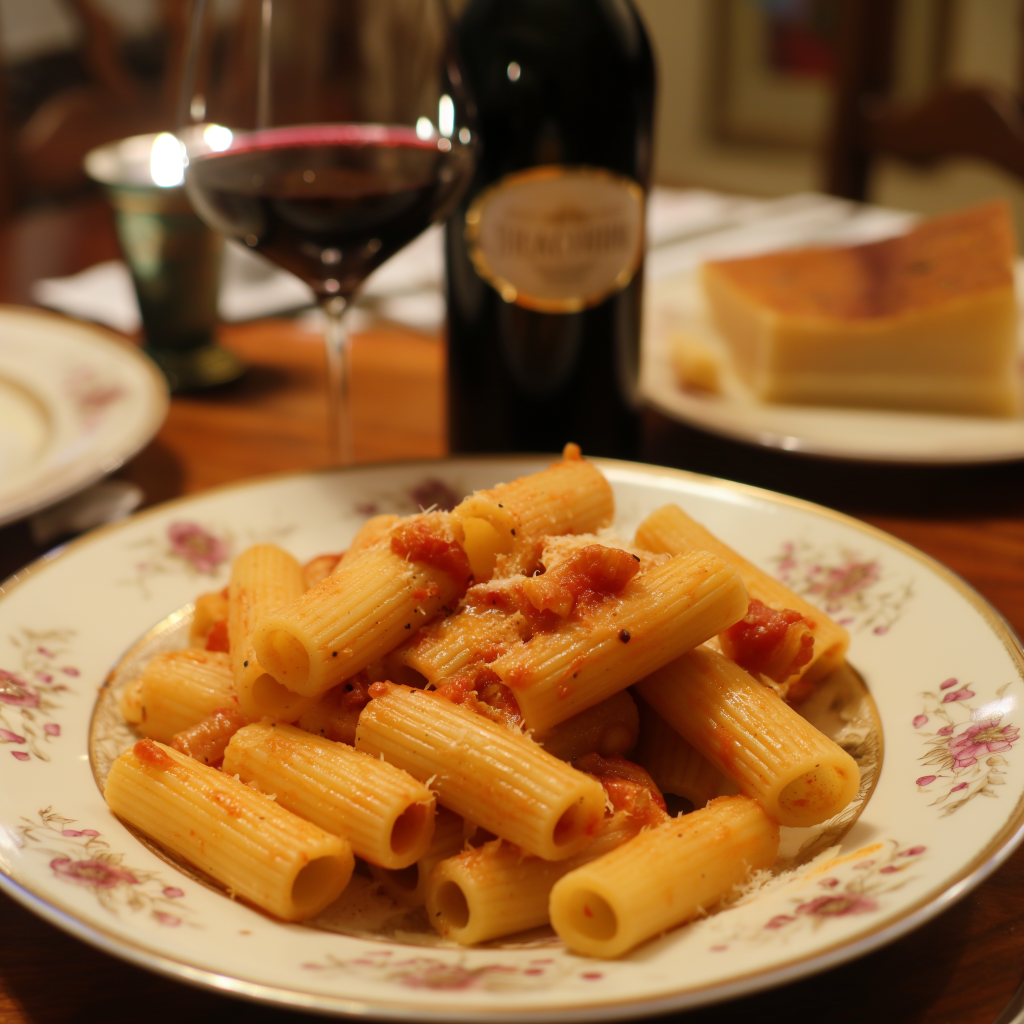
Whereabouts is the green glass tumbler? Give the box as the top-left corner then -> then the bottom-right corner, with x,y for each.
85,133 -> 244,392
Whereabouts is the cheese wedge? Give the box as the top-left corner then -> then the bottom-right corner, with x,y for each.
702,201 -> 1020,417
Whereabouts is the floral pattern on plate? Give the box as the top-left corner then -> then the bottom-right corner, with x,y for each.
0,629 -> 76,762
705,840 -> 926,952
914,679 -> 1019,814
771,539 -> 914,634
354,477 -> 463,518
17,808 -> 196,927
300,949 -> 587,991
119,519 -> 297,597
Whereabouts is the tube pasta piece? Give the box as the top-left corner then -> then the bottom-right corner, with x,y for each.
229,545 -> 310,723
632,695 -> 723,808
550,795 -> 778,958
334,515 -> 401,571
105,739 -> 353,921
534,690 -> 640,761
370,807 -> 466,907
452,445 -> 614,579
223,720 -> 436,869
135,649 -> 236,743
636,647 -> 860,827
355,685 -> 606,861
634,504 -> 848,687
190,590 -> 229,648
491,551 -> 748,732
426,812 -> 642,945
294,674 -> 373,746
387,602 -> 522,688
171,706 -> 248,766
252,513 -> 472,698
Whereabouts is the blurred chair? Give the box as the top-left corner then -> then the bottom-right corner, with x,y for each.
0,0 -> 188,216
823,0 -> 1024,201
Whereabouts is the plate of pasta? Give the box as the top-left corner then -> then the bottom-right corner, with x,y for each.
1,451 -> 1023,1022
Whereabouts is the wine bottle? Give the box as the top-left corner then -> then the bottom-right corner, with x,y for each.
446,0 -> 655,459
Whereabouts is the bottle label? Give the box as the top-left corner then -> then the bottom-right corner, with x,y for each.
464,166 -> 645,313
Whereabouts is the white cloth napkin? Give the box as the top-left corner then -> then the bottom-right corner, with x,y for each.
31,188 -> 913,336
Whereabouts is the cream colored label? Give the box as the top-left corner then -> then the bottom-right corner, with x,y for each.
465,166 -> 645,313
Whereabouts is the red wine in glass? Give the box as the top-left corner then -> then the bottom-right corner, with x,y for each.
188,125 -> 471,301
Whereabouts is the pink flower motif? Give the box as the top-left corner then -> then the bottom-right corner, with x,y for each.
0,669 -> 40,708
879,866 -> 902,874
937,725 -> 953,736
581,972 -> 604,980
43,723 -> 60,737
916,775 -> 937,786
162,887 -> 184,898
50,857 -> 138,889
37,646 -> 54,658
0,729 -> 25,743
81,829 -> 100,836
948,719 -> 1019,769
873,625 -> 889,635
806,560 -> 880,602
818,877 -> 840,888
36,672 -> 53,683
913,715 -> 928,728
940,678 -> 959,690
951,783 -> 969,792
153,911 -> 181,927
765,914 -> 796,929
943,688 -> 974,703
796,893 -> 878,917
61,667 -> 79,677
900,846 -> 926,856
524,968 -> 544,976
167,521 -> 229,574
408,478 -> 460,513
11,751 -> 29,761
62,829 -> 83,837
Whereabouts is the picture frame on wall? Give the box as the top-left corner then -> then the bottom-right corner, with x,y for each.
711,0 -> 950,150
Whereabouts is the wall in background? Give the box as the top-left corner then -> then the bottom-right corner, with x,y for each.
635,0 -> 1024,239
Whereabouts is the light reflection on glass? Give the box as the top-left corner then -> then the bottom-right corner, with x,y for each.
150,132 -> 185,187
415,117 -> 434,140
438,94 -> 455,137
203,124 -> 233,152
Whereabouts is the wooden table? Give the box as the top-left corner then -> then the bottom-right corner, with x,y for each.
2,197 -> 1023,1024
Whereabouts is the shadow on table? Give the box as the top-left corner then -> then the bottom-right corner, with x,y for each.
642,411 -> 1024,520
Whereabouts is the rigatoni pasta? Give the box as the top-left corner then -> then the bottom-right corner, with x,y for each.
105,739 -> 353,921
632,695 -> 723,808
634,503 -> 849,688
636,646 -> 860,827
107,449 -> 869,956
223,720 -> 436,868
355,684 -> 606,860
126,649 -> 236,743
549,795 -> 779,957
425,812 -> 643,945
491,550 -> 748,731
229,544 -> 310,723
252,513 -> 473,697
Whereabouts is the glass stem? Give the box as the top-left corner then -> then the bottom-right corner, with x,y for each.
323,296 -> 353,466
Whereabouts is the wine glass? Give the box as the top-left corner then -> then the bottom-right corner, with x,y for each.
177,0 -> 475,464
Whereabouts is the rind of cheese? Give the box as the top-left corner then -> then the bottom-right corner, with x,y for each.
702,201 -> 1021,417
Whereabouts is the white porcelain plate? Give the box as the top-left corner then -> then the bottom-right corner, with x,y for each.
1,458 -> 1022,1022
640,257 -> 1024,465
0,306 -> 168,526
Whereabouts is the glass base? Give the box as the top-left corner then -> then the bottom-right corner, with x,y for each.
145,344 -> 246,393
